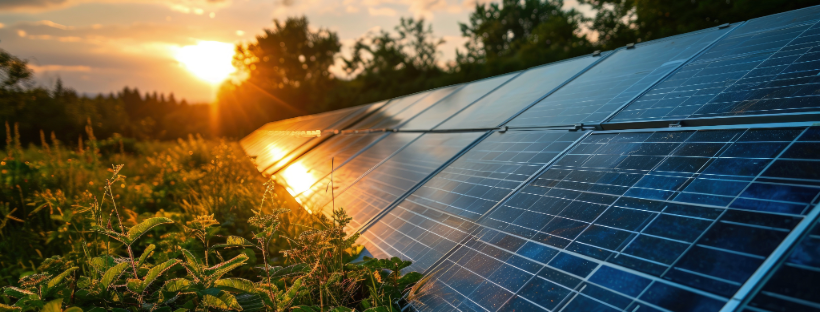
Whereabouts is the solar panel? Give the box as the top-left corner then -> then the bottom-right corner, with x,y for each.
348,86 -> 461,130
242,102 -> 385,173
437,54 -> 607,130
235,7 -> 820,312
406,125 -> 820,312
609,6 -> 820,125
745,219 -> 820,312
508,24 -> 737,128
318,132 -> 486,229
272,132 -> 387,195
294,132 -> 421,213
359,130 -> 586,272
402,74 -> 518,130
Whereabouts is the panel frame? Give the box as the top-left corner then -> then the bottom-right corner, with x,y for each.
723,201 -> 820,311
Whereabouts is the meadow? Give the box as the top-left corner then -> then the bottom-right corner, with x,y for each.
0,123 -> 420,311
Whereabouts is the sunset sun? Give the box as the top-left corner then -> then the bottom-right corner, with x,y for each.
175,41 -> 236,84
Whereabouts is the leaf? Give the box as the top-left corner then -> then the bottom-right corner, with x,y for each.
211,236 -> 255,250
42,298 -> 62,312
235,293 -> 264,312
47,267 -> 78,288
125,217 -> 174,246
140,259 -> 181,293
126,278 -> 143,293
290,306 -> 320,312
361,307 -> 391,312
328,307 -> 355,312
256,263 -> 308,280
0,303 -> 22,312
161,278 -> 192,293
202,291 -> 242,311
203,254 -> 248,282
137,244 -> 156,267
63,307 -> 83,312
100,262 -> 130,290
90,226 -> 127,244
89,256 -> 115,275
180,249 -> 202,282
3,287 -> 35,298
214,278 -> 255,293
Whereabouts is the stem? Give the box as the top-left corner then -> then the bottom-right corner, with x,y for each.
260,238 -> 275,311
126,245 -> 139,277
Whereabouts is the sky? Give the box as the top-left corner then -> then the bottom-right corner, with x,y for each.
0,0 -> 589,103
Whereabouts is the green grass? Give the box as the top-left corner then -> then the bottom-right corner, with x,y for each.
0,125 -> 423,311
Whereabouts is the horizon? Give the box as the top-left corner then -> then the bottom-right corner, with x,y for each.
0,0 -> 592,104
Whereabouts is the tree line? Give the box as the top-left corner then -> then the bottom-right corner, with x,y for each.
3,0 -> 816,146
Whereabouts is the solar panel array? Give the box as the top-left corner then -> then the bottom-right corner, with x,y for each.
240,6 -> 820,312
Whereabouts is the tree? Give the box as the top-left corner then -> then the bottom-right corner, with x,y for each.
216,16 -> 342,137
0,48 -> 32,91
455,0 -> 594,77
580,0 -> 820,51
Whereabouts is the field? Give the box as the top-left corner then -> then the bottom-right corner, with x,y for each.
0,124 -> 420,311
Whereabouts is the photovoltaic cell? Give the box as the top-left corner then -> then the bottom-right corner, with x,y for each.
359,130 -> 586,272
272,133 -> 387,195
437,54 -> 605,130
409,126 -> 820,312
610,6 -> 820,124
349,85 -> 462,130
241,102 -> 384,173
319,132 -> 485,230
402,74 -> 518,130
508,25 -> 736,128
294,132 -> 421,213
745,219 -> 820,312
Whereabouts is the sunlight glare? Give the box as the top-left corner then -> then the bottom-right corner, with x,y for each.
279,162 -> 318,196
175,41 -> 235,84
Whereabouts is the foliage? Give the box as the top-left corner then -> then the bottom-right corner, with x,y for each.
0,134 -> 422,310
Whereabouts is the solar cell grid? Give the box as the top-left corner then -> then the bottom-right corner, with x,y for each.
406,126 -> 820,312
319,132 -> 485,230
272,133 -> 387,195
294,132 -> 421,212
438,54 -> 606,130
745,218 -> 820,312
359,130 -> 586,272
402,74 -> 518,130
609,9 -> 820,125
509,24 -> 736,128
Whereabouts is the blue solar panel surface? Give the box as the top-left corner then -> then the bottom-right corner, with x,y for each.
509,25 -> 736,128
360,130 -> 586,272
403,74 -> 518,130
408,126 -> 820,312
235,6 -> 820,312
610,7 -> 820,123
320,132 -> 485,229
438,55 -> 606,130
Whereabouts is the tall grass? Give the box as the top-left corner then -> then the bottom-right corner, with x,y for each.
0,123 -> 422,311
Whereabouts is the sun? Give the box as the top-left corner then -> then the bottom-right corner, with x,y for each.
175,41 -> 236,84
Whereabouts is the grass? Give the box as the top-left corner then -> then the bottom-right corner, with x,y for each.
0,123 -> 422,311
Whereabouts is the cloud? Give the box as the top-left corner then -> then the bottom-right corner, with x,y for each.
345,5 -> 359,13
368,7 -> 396,16
29,64 -> 92,72
0,0 -> 69,11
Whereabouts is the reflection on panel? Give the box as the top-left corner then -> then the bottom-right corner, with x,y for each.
273,133 -> 386,196
349,88 -> 450,130
360,130 -> 586,272
509,25 -> 736,128
402,74 -> 518,130
438,54 -> 605,130
409,126 -> 820,312
746,219 -> 820,312
295,133 -> 421,213
320,132 -> 485,230
610,6 -> 820,123
242,102 -> 384,173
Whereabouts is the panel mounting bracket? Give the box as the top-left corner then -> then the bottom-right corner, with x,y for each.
592,50 -> 602,57
626,43 -> 636,49
571,123 -> 584,131
718,23 -> 731,29
669,121 -> 682,128
498,126 -> 508,133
